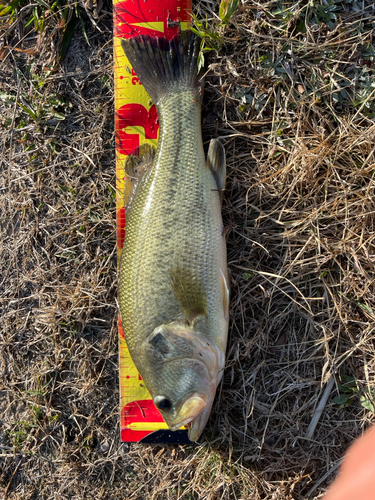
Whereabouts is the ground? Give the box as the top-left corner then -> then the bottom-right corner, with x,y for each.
1,0 -> 375,499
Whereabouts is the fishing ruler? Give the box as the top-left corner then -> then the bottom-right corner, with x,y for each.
114,0 -> 192,443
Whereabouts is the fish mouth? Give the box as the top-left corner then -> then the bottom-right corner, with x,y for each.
167,391 -> 216,442
168,394 -> 207,432
186,404 -> 212,442
185,385 -> 218,441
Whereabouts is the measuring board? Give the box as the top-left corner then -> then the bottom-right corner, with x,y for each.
114,0 -> 192,443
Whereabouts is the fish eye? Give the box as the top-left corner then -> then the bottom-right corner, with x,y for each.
154,396 -> 172,411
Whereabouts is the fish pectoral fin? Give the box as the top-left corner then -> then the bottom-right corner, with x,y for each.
207,139 -> 226,192
124,143 -> 155,210
170,267 -> 207,325
148,331 -> 171,358
147,324 -> 197,360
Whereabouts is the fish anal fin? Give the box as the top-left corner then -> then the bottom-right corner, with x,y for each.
220,268 -> 230,322
207,139 -> 226,192
124,143 -> 155,210
170,267 -> 207,326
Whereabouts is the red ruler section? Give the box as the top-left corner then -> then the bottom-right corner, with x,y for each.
114,0 -> 191,40
114,0 -> 192,443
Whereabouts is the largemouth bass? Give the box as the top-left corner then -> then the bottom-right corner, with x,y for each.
119,32 -> 229,442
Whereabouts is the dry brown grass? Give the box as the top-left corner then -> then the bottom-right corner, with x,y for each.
1,0 -> 375,498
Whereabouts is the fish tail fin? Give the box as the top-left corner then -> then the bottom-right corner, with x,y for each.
121,31 -> 201,103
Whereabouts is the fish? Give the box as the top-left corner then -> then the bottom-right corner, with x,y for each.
119,31 -> 229,442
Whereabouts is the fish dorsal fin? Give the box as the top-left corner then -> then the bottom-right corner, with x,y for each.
124,143 -> 155,210
207,139 -> 226,192
170,267 -> 207,325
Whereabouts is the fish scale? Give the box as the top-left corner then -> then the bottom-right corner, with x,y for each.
120,90 -> 222,346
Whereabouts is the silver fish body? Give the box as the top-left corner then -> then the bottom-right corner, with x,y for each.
119,32 -> 229,441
